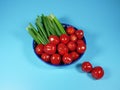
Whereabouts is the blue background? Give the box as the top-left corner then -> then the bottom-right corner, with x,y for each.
0,0 -> 120,90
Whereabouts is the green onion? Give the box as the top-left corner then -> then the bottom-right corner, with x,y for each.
26,26 -> 41,44
45,16 -> 57,35
49,18 -> 61,36
36,16 -> 49,43
27,23 -> 46,44
41,15 -> 51,37
26,14 -> 66,45
49,14 -> 66,34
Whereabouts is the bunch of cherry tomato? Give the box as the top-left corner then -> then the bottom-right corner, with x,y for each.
35,26 -> 86,65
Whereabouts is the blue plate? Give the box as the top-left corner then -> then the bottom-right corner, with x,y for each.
33,23 -> 86,66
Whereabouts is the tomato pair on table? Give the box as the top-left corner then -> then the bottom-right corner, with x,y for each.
81,62 -> 104,79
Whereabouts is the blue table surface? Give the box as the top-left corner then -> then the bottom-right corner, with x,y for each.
0,0 -> 120,90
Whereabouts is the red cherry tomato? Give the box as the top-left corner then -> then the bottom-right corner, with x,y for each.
67,41 -> 77,51
41,53 -> 50,62
77,40 -> 85,46
44,43 -> 56,55
62,53 -> 73,64
77,44 -> 86,54
60,34 -> 70,44
70,34 -> 78,42
66,26 -> 75,34
70,51 -> 79,61
35,44 -> 44,55
49,35 -> 60,45
57,43 -> 69,55
91,66 -> 104,79
50,54 -> 61,65
81,62 -> 93,72
75,30 -> 84,39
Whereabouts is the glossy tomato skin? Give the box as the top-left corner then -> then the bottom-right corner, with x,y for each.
57,43 -> 69,55
60,34 -> 70,44
70,34 -> 78,42
91,66 -> 104,79
77,40 -> 85,46
49,35 -> 60,45
70,51 -> 79,61
66,26 -> 75,35
77,44 -> 86,54
41,53 -> 50,62
50,54 -> 61,65
81,62 -> 93,72
62,53 -> 73,64
75,30 -> 84,39
44,43 -> 56,55
35,44 -> 44,55
67,41 -> 77,51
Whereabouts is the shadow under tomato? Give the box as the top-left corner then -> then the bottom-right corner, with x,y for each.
75,63 -> 84,73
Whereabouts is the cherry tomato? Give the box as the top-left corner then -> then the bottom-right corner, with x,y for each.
70,51 -> 79,61
50,54 -> 61,65
77,40 -> 85,46
44,43 -> 56,55
41,53 -> 50,62
81,62 -> 93,72
77,44 -> 86,54
35,44 -> 44,55
66,26 -> 75,34
91,66 -> 104,79
57,43 -> 69,55
70,34 -> 78,42
62,53 -> 73,64
75,30 -> 84,39
60,34 -> 70,44
49,35 -> 60,45
67,41 -> 77,51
